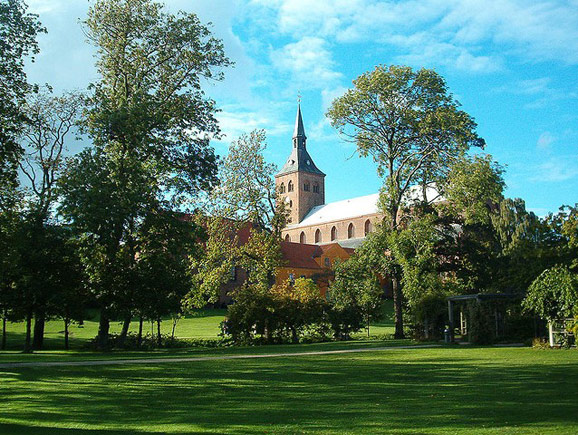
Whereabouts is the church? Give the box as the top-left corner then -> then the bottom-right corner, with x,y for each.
276,105 -> 383,249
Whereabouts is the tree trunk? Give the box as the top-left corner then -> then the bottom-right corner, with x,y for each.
392,275 -> 405,339
24,313 -> 33,353
2,315 -> 6,350
138,316 -> 143,348
64,318 -> 70,351
291,327 -> 298,343
117,315 -> 131,348
156,318 -> 162,347
32,310 -> 46,350
96,309 -> 110,350
171,317 -> 178,340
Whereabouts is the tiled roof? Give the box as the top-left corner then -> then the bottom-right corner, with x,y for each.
280,241 -> 322,269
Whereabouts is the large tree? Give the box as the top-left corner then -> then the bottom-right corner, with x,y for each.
327,65 -> 485,338
59,0 -> 229,349
212,129 -> 288,235
0,0 -> 44,207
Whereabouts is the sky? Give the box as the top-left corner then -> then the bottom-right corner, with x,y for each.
24,0 -> 578,216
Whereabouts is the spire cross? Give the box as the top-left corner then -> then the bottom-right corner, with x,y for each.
297,91 -> 301,104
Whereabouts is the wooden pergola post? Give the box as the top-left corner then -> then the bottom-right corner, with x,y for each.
447,299 -> 455,343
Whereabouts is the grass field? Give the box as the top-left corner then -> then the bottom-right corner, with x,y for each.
1,346 -> 577,434
1,301 -> 397,350
1,309 -> 228,350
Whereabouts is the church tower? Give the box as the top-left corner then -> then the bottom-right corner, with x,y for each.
275,105 -> 325,225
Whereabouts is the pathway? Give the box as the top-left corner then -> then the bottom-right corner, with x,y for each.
0,344 -> 442,369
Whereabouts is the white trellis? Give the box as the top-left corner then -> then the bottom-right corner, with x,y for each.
548,319 -> 576,347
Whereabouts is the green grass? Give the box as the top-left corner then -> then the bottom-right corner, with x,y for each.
1,300 -> 397,350
1,346 -> 577,434
1,309 -> 227,350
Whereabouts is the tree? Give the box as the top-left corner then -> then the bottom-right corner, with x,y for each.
212,129 -> 288,235
327,65 -> 485,338
59,0 -> 229,349
16,90 -> 82,350
329,252 -> 384,339
523,266 -> 578,322
135,210 -> 198,347
0,0 -> 44,207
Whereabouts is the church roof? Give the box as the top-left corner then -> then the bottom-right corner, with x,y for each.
276,104 -> 325,177
287,185 -> 444,229
290,193 -> 380,228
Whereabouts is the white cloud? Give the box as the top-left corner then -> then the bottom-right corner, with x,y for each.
216,108 -> 291,143
270,37 -> 343,89
26,0 -> 66,14
254,0 -> 578,72
532,156 -> 578,182
536,132 -> 556,150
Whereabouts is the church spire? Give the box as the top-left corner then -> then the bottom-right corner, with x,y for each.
276,101 -> 324,177
293,104 -> 307,149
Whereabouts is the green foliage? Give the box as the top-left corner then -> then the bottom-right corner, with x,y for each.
185,216 -> 237,309
0,0 -> 45,202
523,266 -> 578,321
327,65 -> 484,228
440,154 -> 505,225
225,278 -> 328,344
212,130 -> 287,234
327,65 -> 484,339
329,252 -> 384,338
56,0 -> 230,347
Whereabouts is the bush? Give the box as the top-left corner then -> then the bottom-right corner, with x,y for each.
225,279 -> 330,345
86,333 -> 231,350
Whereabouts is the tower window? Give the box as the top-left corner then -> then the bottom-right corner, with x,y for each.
285,234 -> 291,242
279,183 -> 285,194
288,180 -> 294,192
348,223 -> 355,239
304,182 -> 310,191
315,229 -> 321,243
313,183 -> 319,193
364,219 -> 372,236
300,231 -> 306,244
331,226 -> 337,241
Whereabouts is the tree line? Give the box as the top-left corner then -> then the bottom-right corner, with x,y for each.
1,0 -> 576,352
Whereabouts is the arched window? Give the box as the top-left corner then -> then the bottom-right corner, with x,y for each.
364,219 -> 372,236
348,223 -> 355,239
313,182 -> 319,193
288,180 -> 294,192
279,183 -> 285,194
289,200 -> 293,208
324,257 -> 331,268
331,226 -> 337,241
284,234 -> 290,242
300,231 -> 306,244
315,229 -> 321,243
304,182 -> 310,191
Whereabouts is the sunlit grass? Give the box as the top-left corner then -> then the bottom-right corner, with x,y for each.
1,347 -> 577,434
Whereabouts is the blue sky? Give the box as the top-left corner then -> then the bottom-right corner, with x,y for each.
25,0 -> 578,215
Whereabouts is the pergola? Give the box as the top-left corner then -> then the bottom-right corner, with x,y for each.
447,293 -> 522,342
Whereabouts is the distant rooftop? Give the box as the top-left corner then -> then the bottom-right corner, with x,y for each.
289,193 -> 380,229
287,185 -> 443,229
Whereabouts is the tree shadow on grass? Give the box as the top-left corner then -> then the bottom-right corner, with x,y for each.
1,348 -> 577,434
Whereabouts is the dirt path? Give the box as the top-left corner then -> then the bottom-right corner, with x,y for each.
0,344 -> 442,369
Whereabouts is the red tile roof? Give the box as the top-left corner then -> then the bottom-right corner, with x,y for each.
280,241 -> 323,269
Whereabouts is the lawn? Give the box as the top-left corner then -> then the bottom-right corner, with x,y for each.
1,300 -> 397,350
1,309 -> 227,350
1,346 -> 577,434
